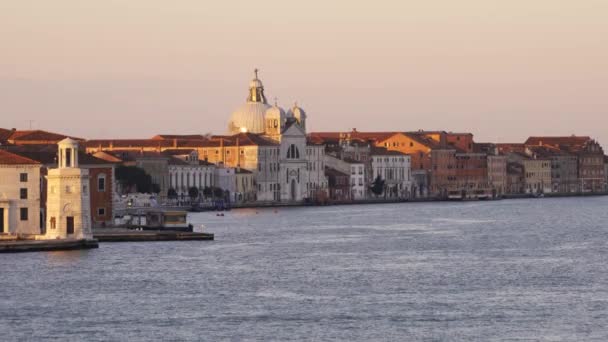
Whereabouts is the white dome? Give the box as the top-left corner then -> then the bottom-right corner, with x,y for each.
287,104 -> 306,119
228,102 -> 272,134
265,104 -> 286,119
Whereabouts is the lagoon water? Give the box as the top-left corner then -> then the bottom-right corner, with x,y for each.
2,197 -> 608,341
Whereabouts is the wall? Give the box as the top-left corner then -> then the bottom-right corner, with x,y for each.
0,165 -> 42,235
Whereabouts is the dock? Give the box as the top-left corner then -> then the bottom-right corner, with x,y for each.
0,239 -> 99,253
93,228 -> 214,242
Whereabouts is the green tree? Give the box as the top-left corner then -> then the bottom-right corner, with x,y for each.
370,175 -> 385,197
115,166 -> 154,193
167,188 -> 178,199
213,187 -> 224,199
202,186 -> 213,198
188,187 -> 199,200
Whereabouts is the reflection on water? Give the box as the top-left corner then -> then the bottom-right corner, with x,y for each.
1,197 -> 608,341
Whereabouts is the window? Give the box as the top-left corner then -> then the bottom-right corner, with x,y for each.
65,185 -> 72,193
98,174 -> 106,192
98,208 -> 106,216
20,188 -> 27,199
50,217 -> 56,229
20,173 -> 28,182
287,144 -> 300,159
20,208 -> 28,221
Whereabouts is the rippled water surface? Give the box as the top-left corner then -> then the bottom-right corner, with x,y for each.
2,197 -> 608,341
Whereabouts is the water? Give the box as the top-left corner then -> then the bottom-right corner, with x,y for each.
1,197 -> 608,341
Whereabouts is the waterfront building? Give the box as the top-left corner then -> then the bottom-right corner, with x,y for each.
235,168 -> 256,203
6,145 -> 116,227
94,150 -> 170,195
325,167 -> 350,201
506,162 -> 525,194
525,136 -> 606,192
164,149 -> 216,199
526,145 -> 579,193
509,153 -> 552,194
487,154 -> 507,197
370,147 -> 411,199
44,139 -> 93,239
0,150 -> 42,235
324,155 -> 367,200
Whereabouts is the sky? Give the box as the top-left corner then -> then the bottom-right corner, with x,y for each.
1,0 -> 607,147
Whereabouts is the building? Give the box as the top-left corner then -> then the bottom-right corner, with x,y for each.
44,139 -> 93,240
6,145 -> 115,228
0,150 -> 42,235
525,136 -> 606,192
522,155 -> 552,194
164,149 -> 216,199
527,145 -> 578,193
506,162 -> 525,194
370,147 -> 411,199
325,167 -> 350,201
234,168 -> 256,203
4,130 -> 83,146
324,154 -> 366,200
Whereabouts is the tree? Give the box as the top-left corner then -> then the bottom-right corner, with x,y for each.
202,186 -> 213,199
188,187 -> 199,200
213,187 -> 224,199
370,175 -> 385,197
167,188 -> 178,199
115,166 -> 154,193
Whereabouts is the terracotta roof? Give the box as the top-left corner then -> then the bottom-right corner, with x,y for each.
404,132 -> 442,149
370,146 -> 408,156
151,134 -> 209,140
496,143 -> 527,154
527,145 -> 571,158
0,128 -> 15,143
525,136 -> 591,148
85,139 -> 174,149
8,149 -> 114,166
8,130 -> 83,143
0,149 -> 41,165
94,150 -> 168,162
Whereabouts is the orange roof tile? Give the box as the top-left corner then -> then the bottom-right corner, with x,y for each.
0,149 -> 41,165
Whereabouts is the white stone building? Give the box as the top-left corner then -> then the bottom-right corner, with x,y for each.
166,150 -> 216,197
370,148 -> 412,198
44,139 -> 93,240
226,70 -> 327,203
0,150 -> 42,235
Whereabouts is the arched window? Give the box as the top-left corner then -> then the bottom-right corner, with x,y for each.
287,144 -> 300,159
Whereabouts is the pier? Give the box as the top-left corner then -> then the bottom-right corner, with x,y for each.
0,239 -> 99,253
93,228 -> 214,242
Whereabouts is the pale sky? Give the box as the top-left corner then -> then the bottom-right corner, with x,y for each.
1,0 -> 607,147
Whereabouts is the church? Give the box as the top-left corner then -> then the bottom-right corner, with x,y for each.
227,70 -> 327,203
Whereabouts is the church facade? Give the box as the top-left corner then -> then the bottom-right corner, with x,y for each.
227,70 -> 327,203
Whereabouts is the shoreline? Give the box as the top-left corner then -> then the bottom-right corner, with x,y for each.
190,191 -> 608,211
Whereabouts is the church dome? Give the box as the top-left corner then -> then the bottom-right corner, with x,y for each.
287,103 -> 306,119
265,103 -> 286,119
228,102 -> 271,134
228,69 -> 272,134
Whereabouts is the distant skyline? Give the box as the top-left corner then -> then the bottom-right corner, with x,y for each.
1,1 -> 607,148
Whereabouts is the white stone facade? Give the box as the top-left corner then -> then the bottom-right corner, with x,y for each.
45,139 -> 93,240
0,164 -> 41,235
371,152 -> 412,198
